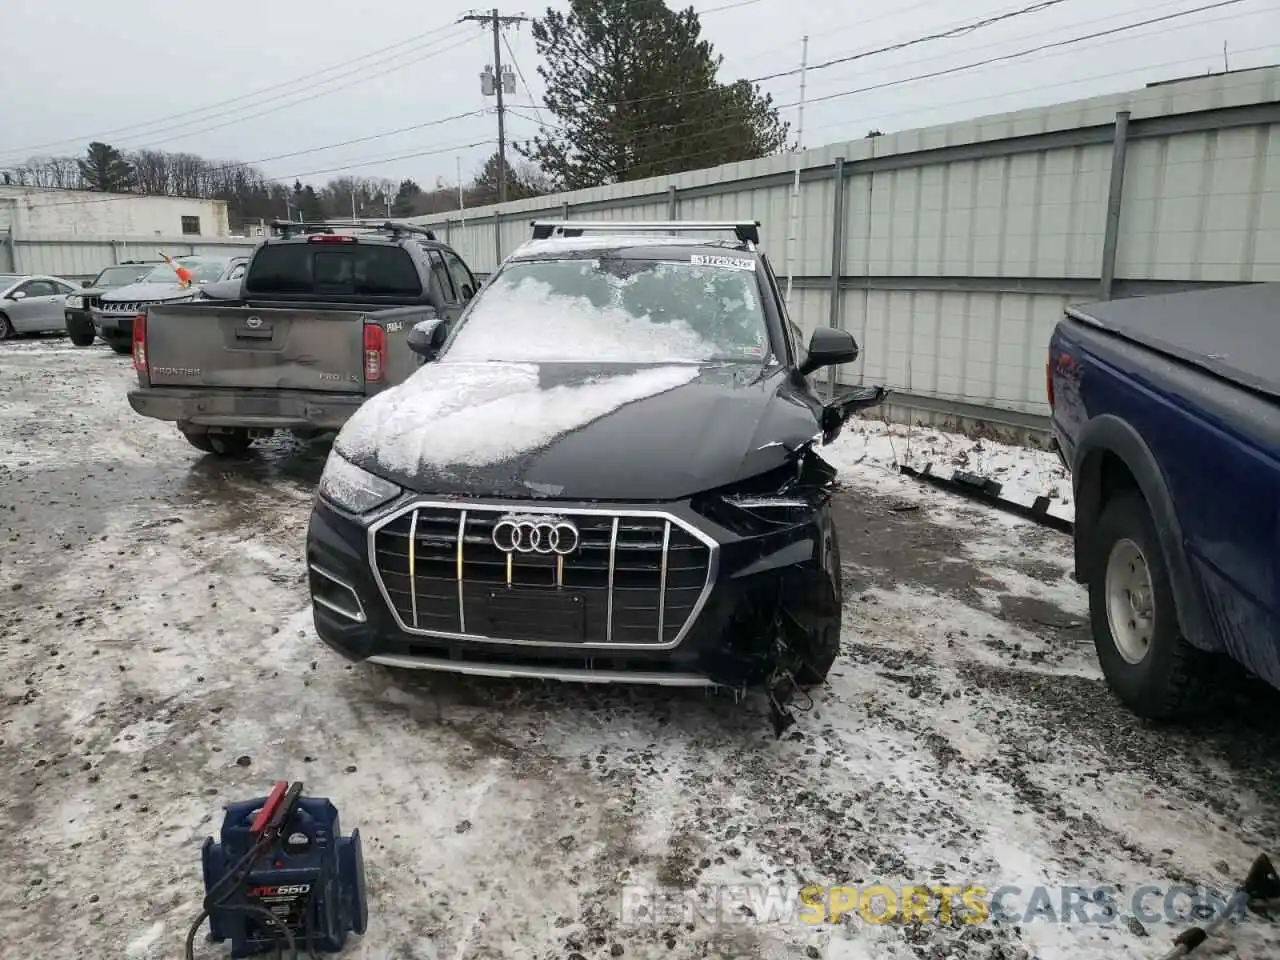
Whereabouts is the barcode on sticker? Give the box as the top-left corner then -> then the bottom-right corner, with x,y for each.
690,255 -> 756,271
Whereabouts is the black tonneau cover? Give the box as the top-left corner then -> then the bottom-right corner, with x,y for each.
1066,282 -> 1280,401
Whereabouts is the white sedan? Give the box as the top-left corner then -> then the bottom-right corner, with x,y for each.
0,273 -> 81,339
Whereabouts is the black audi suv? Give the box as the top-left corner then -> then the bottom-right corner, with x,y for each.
305,220 -> 886,704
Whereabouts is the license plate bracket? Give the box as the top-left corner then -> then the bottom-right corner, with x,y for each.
480,587 -> 586,643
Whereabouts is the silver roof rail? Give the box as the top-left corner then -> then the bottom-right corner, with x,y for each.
530,219 -> 760,248
268,218 -> 438,241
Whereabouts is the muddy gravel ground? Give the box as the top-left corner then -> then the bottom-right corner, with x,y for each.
2,339 -> 1278,960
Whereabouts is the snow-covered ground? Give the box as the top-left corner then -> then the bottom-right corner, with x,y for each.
1,339 -> 1276,960
822,417 -> 1075,523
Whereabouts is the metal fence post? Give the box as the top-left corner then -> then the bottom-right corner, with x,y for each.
667,185 -> 678,219
1100,110 -> 1131,301
561,201 -> 570,220
827,157 -> 847,397
493,208 -> 502,270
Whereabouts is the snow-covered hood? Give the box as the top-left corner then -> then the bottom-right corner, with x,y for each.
334,360 -> 823,501
99,281 -> 195,304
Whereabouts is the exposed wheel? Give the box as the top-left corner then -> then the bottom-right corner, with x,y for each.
109,339 -> 132,356
1088,491 -> 1204,719
0,313 -> 13,340
66,315 -> 96,346
793,528 -> 843,687
180,426 -> 253,457
180,428 -> 217,454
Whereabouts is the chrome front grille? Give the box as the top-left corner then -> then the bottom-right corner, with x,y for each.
99,299 -> 164,314
369,503 -> 717,648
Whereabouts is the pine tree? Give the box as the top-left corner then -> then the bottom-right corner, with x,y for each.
469,153 -> 544,205
516,0 -> 787,189
78,142 -> 135,193
391,179 -> 423,217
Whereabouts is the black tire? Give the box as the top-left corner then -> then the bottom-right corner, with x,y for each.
0,313 -> 13,340
793,528 -> 843,687
109,339 -> 132,356
181,426 -> 253,457
1087,491 -> 1204,720
66,315 -> 96,346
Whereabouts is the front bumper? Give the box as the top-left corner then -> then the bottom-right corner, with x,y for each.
305,493 -> 839,688
91,309 -> 135,339
127,387 -> 366,430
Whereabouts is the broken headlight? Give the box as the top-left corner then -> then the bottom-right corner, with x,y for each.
318,453 -> 401,514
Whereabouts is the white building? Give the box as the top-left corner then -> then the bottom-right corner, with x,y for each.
0,187 -> 256,280
0,186 -> 230,239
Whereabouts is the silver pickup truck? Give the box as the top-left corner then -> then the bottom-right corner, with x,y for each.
126,220 -> 480,455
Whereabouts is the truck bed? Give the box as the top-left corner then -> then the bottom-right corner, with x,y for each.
1066,282 -> 1280,401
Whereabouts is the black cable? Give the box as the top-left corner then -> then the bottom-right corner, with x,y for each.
183,835 -> 294,960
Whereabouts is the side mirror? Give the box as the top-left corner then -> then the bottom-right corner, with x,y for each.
407,316 -> 448,359
460,284 -> 474,302
799,327 -> 859,377
9,291 -> 26,300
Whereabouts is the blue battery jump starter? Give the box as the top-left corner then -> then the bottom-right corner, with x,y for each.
191,781 -> 368,958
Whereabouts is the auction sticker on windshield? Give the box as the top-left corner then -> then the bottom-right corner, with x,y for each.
690,254 -> 756,271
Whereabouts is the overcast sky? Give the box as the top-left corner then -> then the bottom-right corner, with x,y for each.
2,0 -> 1275,191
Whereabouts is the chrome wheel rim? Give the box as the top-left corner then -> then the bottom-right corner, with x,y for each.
1105,538 -> 1155,664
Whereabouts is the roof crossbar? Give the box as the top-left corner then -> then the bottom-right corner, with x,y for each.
530,219 -> 760,247
268,219 -> 437,241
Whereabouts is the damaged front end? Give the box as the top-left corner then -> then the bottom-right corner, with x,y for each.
690,391 -> 887,736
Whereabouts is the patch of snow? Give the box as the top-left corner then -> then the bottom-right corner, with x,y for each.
822,417 -> 1075,522
336,361 -> 699,473
125,921 -> 165,957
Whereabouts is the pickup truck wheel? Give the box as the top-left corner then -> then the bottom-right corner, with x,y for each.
1088,492 -> 1203,720
181,427 -> 253,457
66,315 -> 96,346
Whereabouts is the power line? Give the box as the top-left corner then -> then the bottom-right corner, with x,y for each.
750,0 -> 1082,83
501,33 -> 546,127
0,20 -> 467,164
791,0 -> 1223,94
803,41 -> 1279,143
244,110 -> 490,167
127,31 -> 481,152
794,0 -> 1252,110
7,1 -> 1261,206
509,0 -> 1257,146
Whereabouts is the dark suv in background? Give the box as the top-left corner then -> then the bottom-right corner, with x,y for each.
64,261 -> 159,346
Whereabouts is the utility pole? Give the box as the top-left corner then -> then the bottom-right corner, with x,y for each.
784,35 -> 809,305
461,8 -> 527,203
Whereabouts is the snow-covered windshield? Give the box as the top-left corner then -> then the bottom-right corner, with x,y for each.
444,257 -> 770,363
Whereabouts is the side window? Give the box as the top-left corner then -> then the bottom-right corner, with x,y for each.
442,250 -> 476,301
21,280 -> 57,297
227,263 -> 246,281
427,249 -> 457,303
53,280 -> 77,294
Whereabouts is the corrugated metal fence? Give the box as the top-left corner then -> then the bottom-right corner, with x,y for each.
0,233 -> 259,284
415,67 -> 1280,431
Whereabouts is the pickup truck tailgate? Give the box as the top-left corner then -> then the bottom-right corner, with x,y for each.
145,304 -> 367,392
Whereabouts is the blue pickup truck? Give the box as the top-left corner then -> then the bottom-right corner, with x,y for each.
1048,282 -> 1280,719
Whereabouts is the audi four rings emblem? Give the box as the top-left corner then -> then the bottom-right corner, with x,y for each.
491,514 -> 580,555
